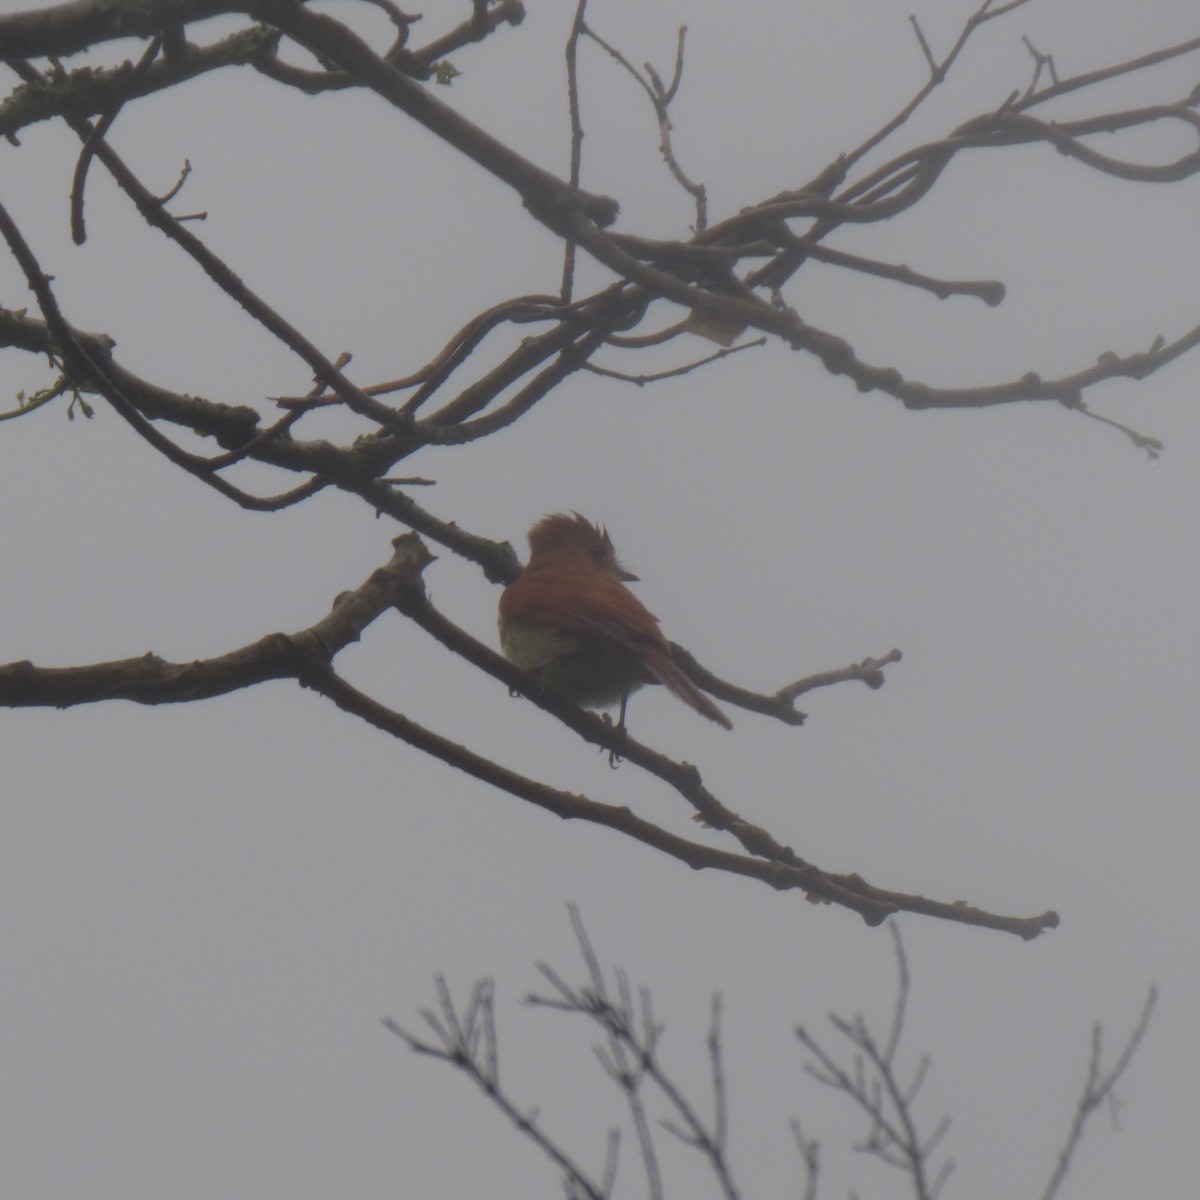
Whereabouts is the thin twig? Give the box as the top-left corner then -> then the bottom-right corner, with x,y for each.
582,337 -> 766,385
1038,987 -> 1158,1200
562,0 -> 588,301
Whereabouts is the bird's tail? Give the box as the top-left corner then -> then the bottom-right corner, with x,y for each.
644,651 -> 733,729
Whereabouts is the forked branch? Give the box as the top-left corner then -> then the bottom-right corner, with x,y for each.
0,535 -> 1055,938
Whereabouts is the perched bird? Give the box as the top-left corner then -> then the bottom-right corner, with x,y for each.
498,512 -> 732,729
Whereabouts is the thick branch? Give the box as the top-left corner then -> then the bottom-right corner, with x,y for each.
0,24 -> 279,138
244,0 -> 618,231
0,0 -> 242,59
0,534 -> 433,706
0,533 -> 1057,937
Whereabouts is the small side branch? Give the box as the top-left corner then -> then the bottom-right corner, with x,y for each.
521,907 -> 739,1200
582,21 -> 707,229
384,974 -> 609,1200
1038,987 -> 1159,1200
795,924 -> 954,1200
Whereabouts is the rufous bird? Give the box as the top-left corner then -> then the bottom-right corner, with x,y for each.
498,512 -> 732,730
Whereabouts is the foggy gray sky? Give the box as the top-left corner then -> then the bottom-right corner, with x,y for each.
2,1 -> 1198,1196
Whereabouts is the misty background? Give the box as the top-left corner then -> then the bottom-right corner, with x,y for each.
1,1 -> 1197,1196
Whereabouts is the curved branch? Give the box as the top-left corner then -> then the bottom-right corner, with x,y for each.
955,105 -> 1200,183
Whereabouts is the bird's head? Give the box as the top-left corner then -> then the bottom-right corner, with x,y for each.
525,512 -> 639,581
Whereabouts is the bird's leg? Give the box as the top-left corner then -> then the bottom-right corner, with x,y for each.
605,692 -> 631,768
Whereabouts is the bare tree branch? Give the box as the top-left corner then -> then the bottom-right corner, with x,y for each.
384,974 -> 610,1200
386,909 -> 1154,1198
796,925 -> 954,1200
1038,987 -> 1159,1200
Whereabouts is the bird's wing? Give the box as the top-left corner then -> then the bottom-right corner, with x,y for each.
499,568 -> 668,651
